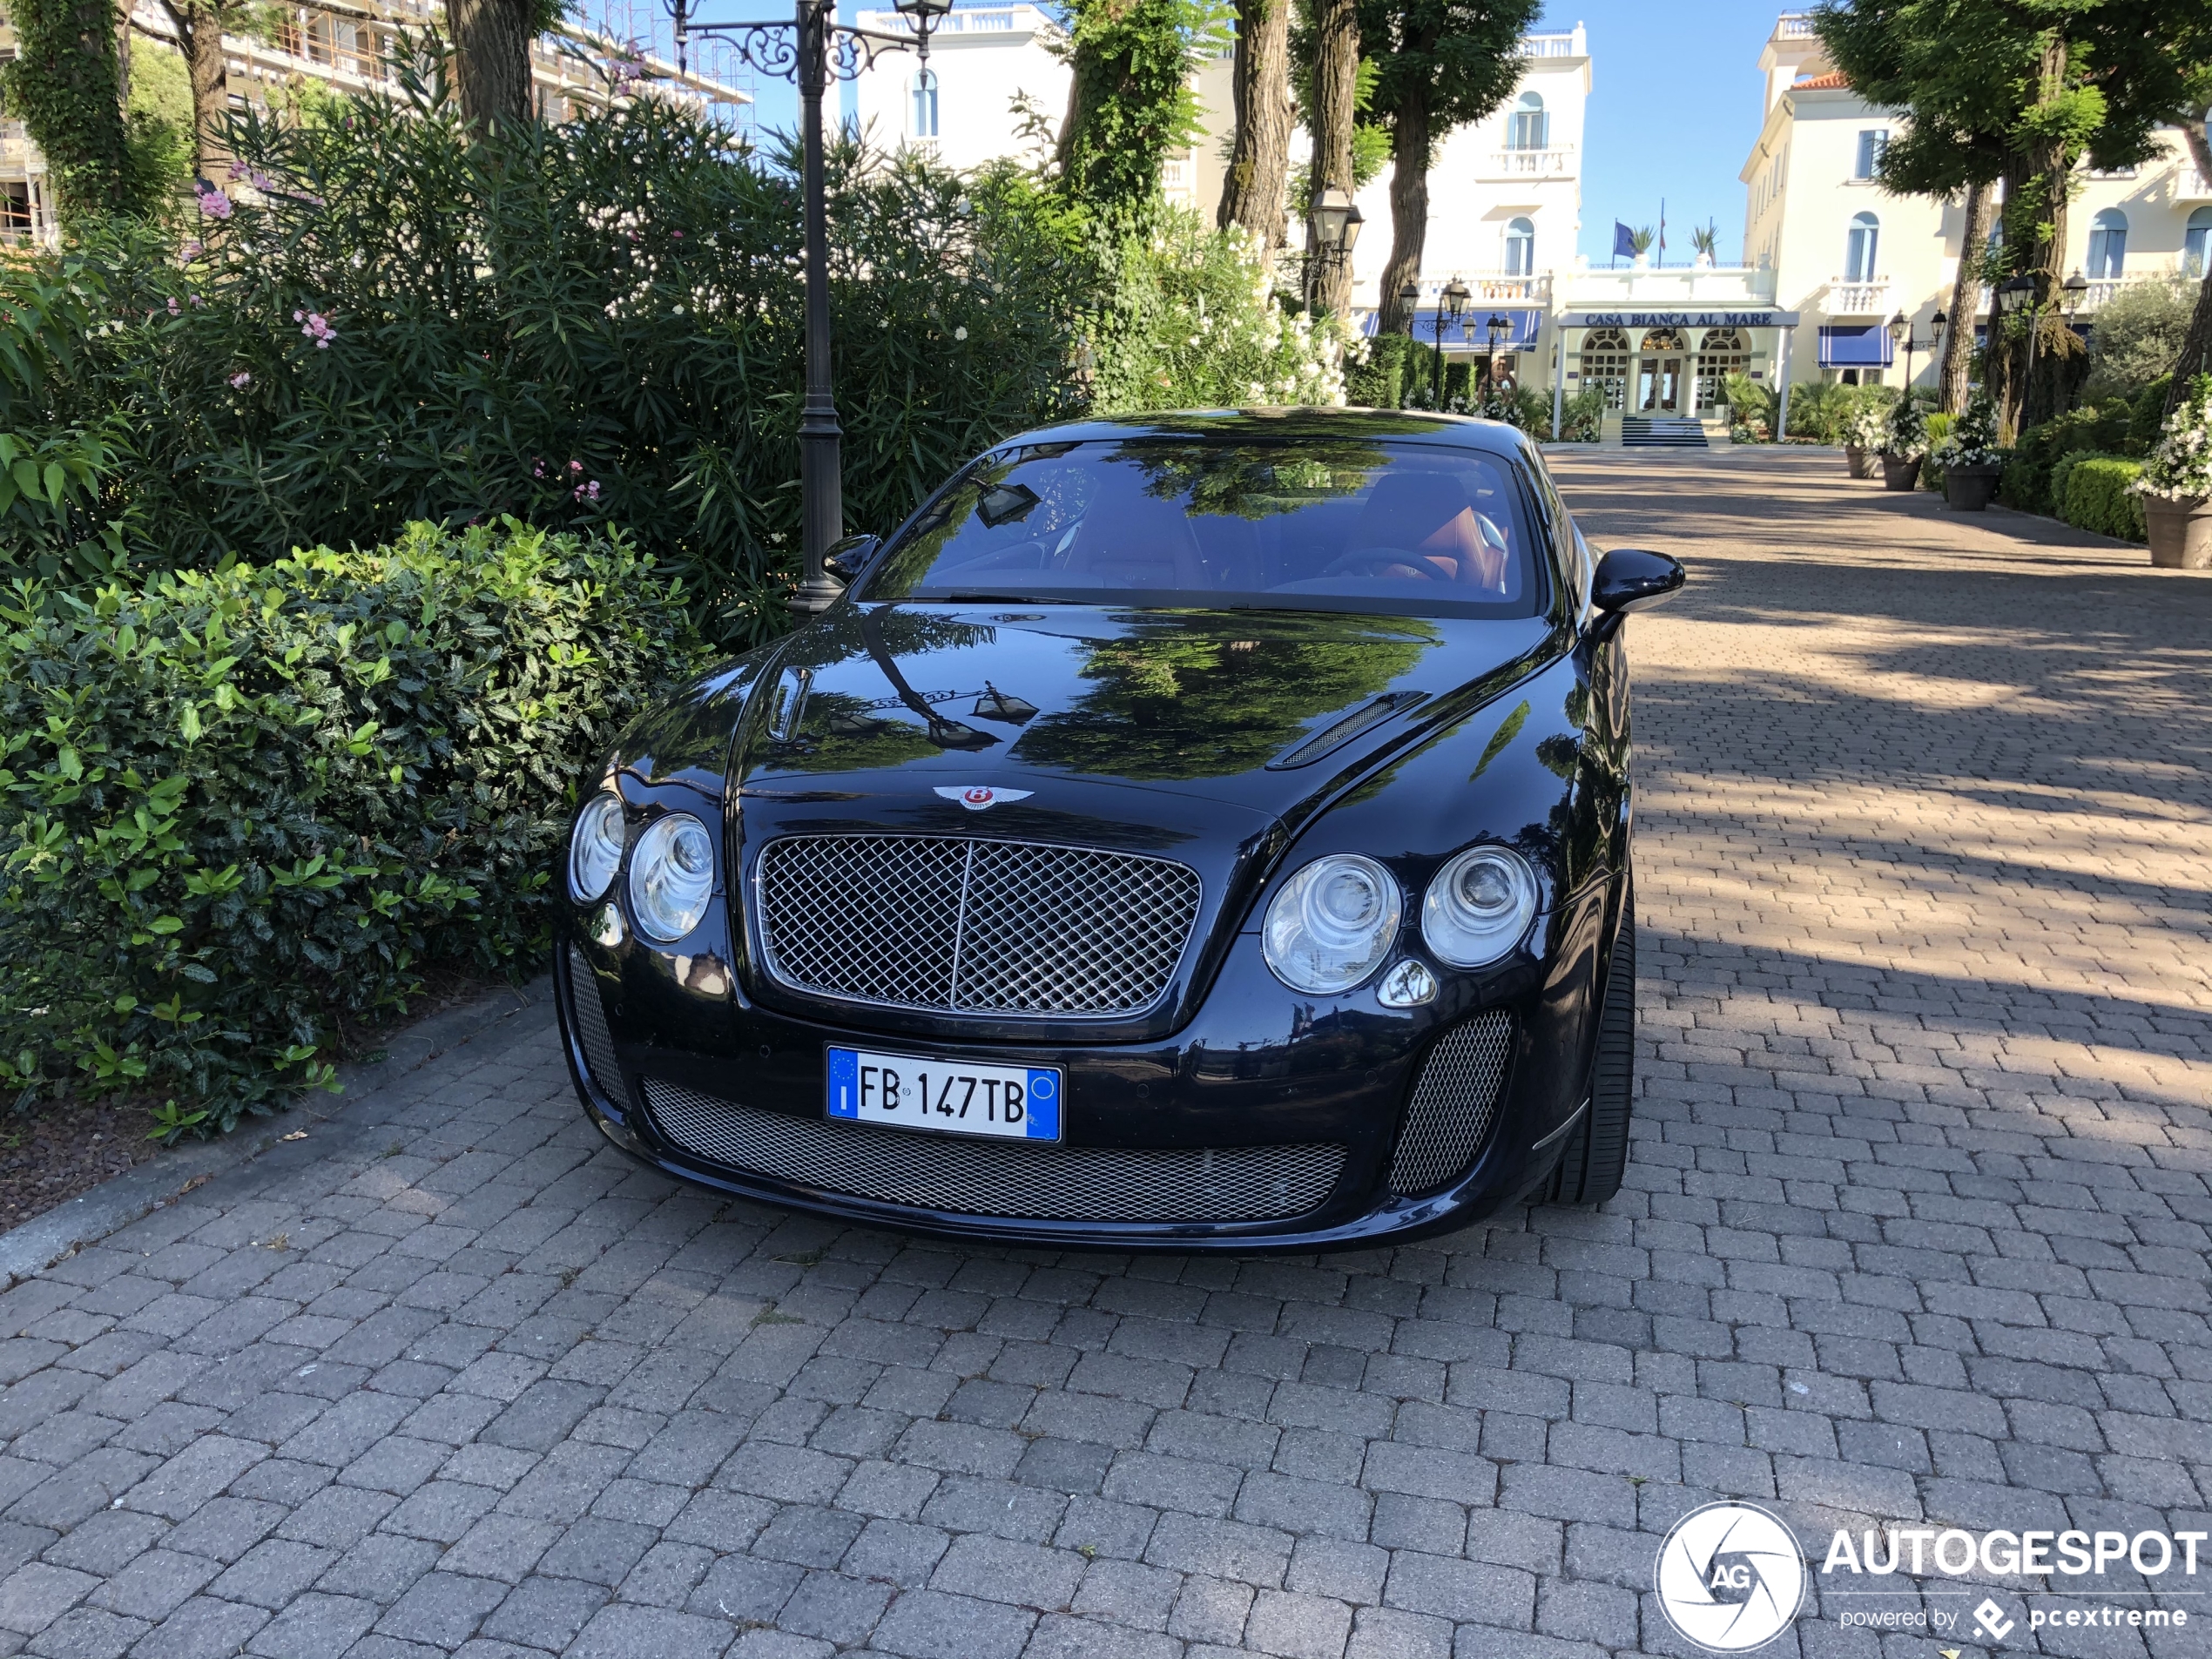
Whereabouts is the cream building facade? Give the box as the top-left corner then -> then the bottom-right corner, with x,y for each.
1742,10 -> 2212,393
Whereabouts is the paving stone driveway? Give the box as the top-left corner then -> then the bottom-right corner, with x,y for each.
3,448 -> 2209,1659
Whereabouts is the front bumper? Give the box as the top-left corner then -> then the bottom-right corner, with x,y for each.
555,876 -> 1624,1252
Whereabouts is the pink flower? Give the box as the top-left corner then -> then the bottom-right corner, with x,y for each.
196,185 -> 233,220
671,230 -> 684,239
299,311 -> 335,347
228,371 -> 253,389
293,310 -> 304,321
573,480 -> 601,502
568,460 -> 583,473
165,297 -> 181,316
180,239 -> 203,260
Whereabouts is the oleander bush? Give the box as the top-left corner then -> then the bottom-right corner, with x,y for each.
2056,455 -> 2147,541
0,519 -> 700,1134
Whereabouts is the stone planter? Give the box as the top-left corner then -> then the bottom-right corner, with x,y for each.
1844,445 -> 1878,480
1945,464 -> 2001,512
2143,495 -> 2212,570
1879,454 -> 1921,491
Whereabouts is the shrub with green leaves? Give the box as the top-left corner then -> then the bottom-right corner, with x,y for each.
1999,401 -> 2134,514
2060,455 -> 2148,541
0,519 -> 699,1134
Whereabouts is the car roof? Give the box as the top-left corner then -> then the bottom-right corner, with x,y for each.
989,407 -> 1534,462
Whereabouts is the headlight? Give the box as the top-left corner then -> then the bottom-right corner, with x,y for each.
1421,845 -> 1539,967
1263,853 -> 1401,995
628,813 -> 716,941
568,791 -> 626,901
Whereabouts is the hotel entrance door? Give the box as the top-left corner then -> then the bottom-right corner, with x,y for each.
1637,356 -> 1683,411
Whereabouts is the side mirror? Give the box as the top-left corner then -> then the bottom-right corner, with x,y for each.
1588,548 -> 1684,638
823,533 -> 881,583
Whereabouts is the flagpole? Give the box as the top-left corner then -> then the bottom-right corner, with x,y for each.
1658,198 -> 1665,269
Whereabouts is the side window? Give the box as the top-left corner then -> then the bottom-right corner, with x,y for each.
1521,448 -> 1588,610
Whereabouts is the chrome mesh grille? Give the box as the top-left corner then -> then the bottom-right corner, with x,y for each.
566,945 -> 626,1103
756,835 -> 1203,1016
643,1080 -> 1343,1224
1389,1011 -> 1515,1195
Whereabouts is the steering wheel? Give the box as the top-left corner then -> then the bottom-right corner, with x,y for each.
1319,546 -> 1452,582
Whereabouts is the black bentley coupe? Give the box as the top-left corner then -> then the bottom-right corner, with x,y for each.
556,408 -> 1683,1249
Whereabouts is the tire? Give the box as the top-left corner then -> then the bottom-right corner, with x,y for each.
1547,896 -> 1635,1207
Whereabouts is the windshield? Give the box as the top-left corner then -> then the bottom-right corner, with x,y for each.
860,437 -> 1548,618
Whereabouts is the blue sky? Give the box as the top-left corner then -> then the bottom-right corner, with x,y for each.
691,0 -> 1792,268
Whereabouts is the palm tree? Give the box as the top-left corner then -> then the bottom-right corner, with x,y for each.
1628,226 -> 1654,257
1690,223 -> 1717,262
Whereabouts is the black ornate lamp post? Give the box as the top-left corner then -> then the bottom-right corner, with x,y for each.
1398,279 -> 1421,339
1885,310 -> 1925,393
1428,278 -> 1467,407
1995,272 -> 2037,424
661,0 -> 948,615
1479,307 -> 1505,401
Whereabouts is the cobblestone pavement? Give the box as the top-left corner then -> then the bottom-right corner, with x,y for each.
3,449 -> 2210,1659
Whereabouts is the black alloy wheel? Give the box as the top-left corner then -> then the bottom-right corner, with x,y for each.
1547,892 -> 1635,1206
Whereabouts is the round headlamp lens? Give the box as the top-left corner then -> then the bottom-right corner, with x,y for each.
1420,845 -> 1539,967
1263,853 -> 1401,995
568,791 -> 626,902
629,813 -> 716,941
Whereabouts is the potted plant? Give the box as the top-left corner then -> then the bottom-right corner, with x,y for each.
2131,374 -> 2212,569
1938,392 -> 2003,510
1841,401 -> 1885,478
1878,397 -> 1927,489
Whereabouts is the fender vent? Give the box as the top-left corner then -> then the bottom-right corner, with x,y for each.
1390,1010 -> 1514,1195
566,946 -> 626,1104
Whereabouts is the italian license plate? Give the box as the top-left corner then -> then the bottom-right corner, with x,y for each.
826,1047 -> 1062,1142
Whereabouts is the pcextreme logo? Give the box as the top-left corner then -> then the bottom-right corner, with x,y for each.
1655,1503 -> 1809,1652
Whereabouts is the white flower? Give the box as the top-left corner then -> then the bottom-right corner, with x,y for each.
954,326 -> 968,341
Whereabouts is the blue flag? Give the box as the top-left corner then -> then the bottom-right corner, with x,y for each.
1612,220 -> 1637,259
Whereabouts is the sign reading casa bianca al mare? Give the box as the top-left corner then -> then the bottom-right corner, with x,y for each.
1559,311 -> 1803,329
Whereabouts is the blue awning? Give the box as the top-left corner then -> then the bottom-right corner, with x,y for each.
1817,324 -> 1894,368
1366,307 -> 1543,351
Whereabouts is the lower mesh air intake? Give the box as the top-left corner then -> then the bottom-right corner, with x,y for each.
566,946 -> 627,1104
642,1080 -> 1345,1224
1389,1010 -> 1515,1195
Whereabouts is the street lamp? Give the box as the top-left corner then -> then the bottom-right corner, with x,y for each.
658,0 -> 945,615
1305,186 -> 1361,314
1481,309 -> 1507,401
1886,310 -> 1921,393
1428,279 -> 1469,407
1398,279 -> 1421,341
2061,269 -> 2090,315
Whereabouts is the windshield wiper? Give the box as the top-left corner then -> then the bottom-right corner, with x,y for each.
928,591 -> 1080,605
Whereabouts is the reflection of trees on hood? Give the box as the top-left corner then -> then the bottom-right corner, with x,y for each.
774,609 -> 997,674
776,691 -> 942,773
1014,616 -> 1436,780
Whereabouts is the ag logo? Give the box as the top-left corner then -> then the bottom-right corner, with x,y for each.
1654,1501 -> 1807,1652
934,786 -> 1034,812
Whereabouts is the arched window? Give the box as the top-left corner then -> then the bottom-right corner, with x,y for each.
1638,327 -> 1685,352
1579,327 -> 1629,410
1694,330 -> 1748,413
1506,91 -> 1547,152
2187,207 -> 2212,279
1844,211 -> 1879,283
910,69 -> 939,138
1504,217 -> 1535,276
2087,207 -> 2127,279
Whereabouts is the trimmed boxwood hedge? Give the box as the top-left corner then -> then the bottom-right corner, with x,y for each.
0,519 -> 700,1134
2058,455 -> 2148,543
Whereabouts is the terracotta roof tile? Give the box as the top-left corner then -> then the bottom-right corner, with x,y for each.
1791,70 -> 1850,90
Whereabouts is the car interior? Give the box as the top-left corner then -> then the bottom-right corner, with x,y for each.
884,442 -> 1537,609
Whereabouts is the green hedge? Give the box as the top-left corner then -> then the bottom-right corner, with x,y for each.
1347,334 -> 1410,409
2000,401 -> 2136,514
2058,455 -> 2148,543
0,519 -> 699,1133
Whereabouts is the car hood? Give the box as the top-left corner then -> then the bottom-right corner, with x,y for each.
735,602 -> 1563,844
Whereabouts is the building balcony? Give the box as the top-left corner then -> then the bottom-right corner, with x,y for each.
1520,26 -> 1586,57
1561,265 -> 1780,311
1479,147 -> 1575,179
1821,277 -> 1892,316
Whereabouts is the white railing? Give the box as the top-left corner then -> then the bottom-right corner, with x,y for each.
862,6 -> 1033,31
1824,277 -> 1892,314
1521,29 -> 1582,57
1482,147 -> 1575,178
1777,14 -> 1818,36
1562,266 -> 1780,308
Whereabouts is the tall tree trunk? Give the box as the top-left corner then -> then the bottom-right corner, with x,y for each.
1375,79 -> 1428,339
0,0 -> 138,220
1939,179 -> 1990,415
162,1 -> 232,179
2165,123 -> 2212,420
1303,0 -> 1358,316
1217,0 -> 1291,252
1991,164 -> 2024,440
2019,32 -> 2075,430
446,0 -> 533,132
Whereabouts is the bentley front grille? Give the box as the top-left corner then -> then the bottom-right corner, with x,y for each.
754,834 -> 1202,1017
643,1080 -> 1344,1224
1389,1010 -> 1515,1195
566,945 -> 626,1103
